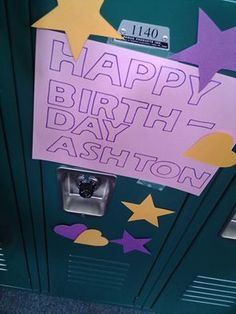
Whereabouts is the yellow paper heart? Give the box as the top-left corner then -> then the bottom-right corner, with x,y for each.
74,229 -> 109,246
184,132 -> 236,167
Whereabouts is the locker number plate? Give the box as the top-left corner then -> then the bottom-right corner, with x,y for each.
117,20 -> 170,50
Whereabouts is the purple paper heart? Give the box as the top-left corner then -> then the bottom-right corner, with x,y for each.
53,224 -> 87,240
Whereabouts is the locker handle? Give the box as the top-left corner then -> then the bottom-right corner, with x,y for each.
221,207 -> 236,240
58,167 -> 116,217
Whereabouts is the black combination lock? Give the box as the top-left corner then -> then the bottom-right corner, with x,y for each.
77,175 -> 98,199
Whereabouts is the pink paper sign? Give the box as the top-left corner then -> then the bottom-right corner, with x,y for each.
33,30 -> 236,195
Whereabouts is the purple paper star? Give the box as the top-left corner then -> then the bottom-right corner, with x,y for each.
171,9 -> 236,91
111,231 -> 151,254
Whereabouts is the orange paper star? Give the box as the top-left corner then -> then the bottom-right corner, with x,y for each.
122,194 -> 175,227
32,0 -> 122,59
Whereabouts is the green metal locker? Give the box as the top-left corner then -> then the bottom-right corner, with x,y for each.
150,175 -> 236,314
0,0 -> 41,291
1,0 -> 236,312
0,113 -> 31,289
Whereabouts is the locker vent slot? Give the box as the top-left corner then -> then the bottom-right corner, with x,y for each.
222,0 -> 236,4
0,246 -> 8,272
67,255 -> 129,290
181,275 -> 236,308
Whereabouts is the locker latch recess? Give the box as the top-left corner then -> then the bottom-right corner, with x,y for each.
57,167 -> 116,217
221,207 -> 236,240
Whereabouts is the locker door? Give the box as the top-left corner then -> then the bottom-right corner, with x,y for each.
150,175 -> 236,314
1,0 -> 41,291
28,0 -> 192,306
0,114 -> 31,289
29,0 -> 236,306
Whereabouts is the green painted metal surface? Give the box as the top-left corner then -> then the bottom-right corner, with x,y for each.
136,1 -> 236,310
3,0 -> 50,293
152,175 -> 236,314
0,112 -> 31,289
0,0 -> 41,291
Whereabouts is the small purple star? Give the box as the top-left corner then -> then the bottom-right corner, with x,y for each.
110,230 -> 151,254
171,9 -> 236,91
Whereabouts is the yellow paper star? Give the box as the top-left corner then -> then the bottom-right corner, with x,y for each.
32,0 -> 122,59
122,194 -> 175,227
